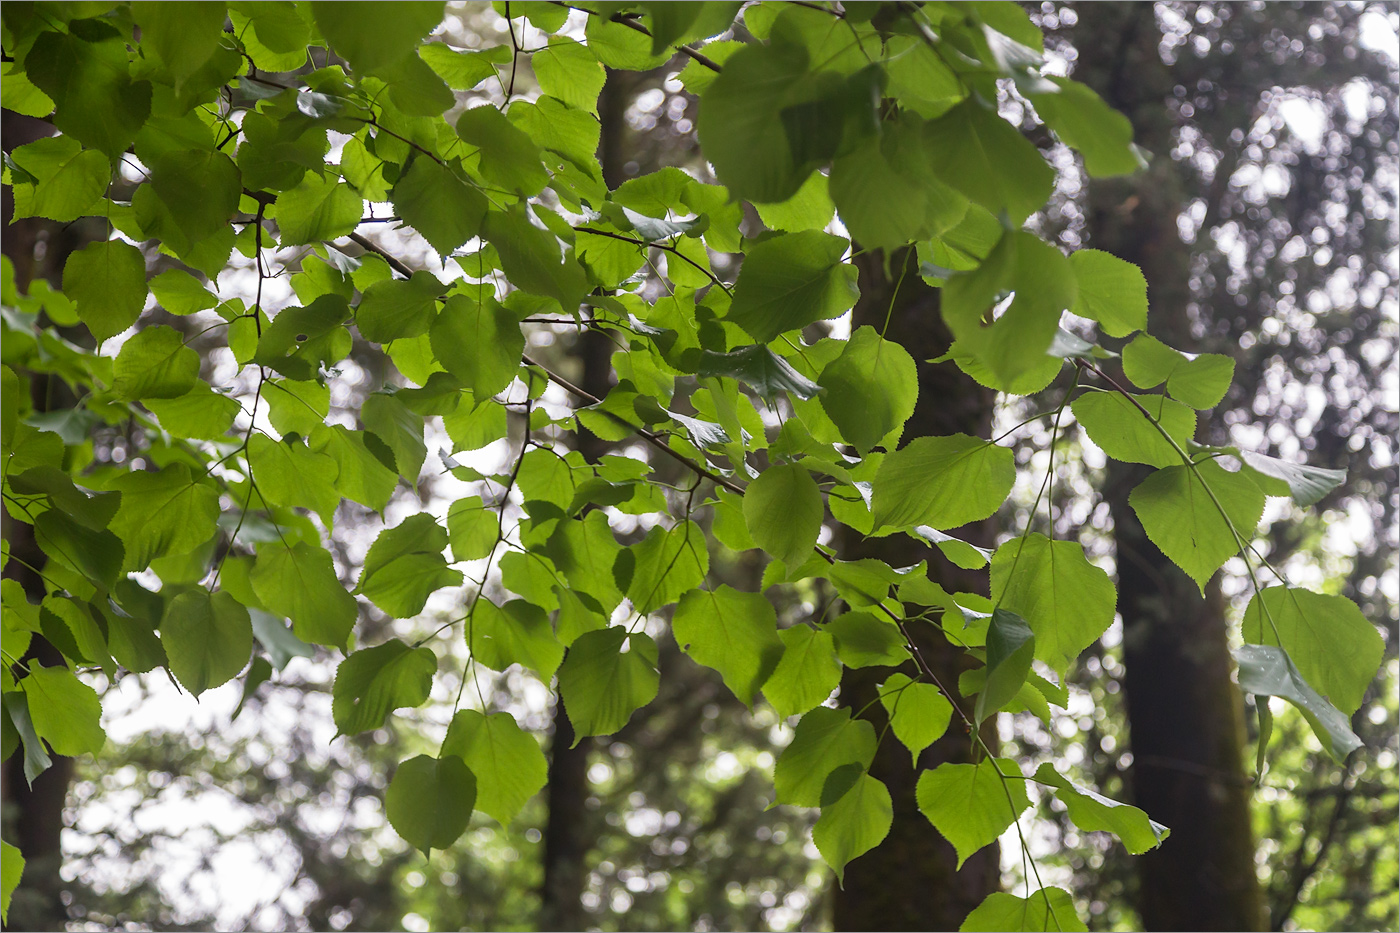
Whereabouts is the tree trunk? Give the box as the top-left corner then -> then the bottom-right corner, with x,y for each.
537,67 -> 636,931
1,108 -> 83,933
831,250 -> 1000,931
1073,5 -> 1264,929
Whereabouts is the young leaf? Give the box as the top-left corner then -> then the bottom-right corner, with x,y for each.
1233,643 -> 1364,762
916,757 -> 1030,868
725,231 -> 859,343
250,541 -> 358,650
872,435 -> 1015,531
672,586 -> 783,708
818,326 -> 919,453
467,598 -> 564,680
22,664 -> 105,757
773,706 -> 877,808
557,627 -> 659,741
161,590 -> 254,696
1129,461 -> 1265,593
879,673 -> 954,767
989,535 -> 1116,677
744,464 -> 823,572
1071,391 -> 1196,469
764,626 -> 842,719
441,710 -> 548,826
974,609 -> 1036,723
813,766 -> 893,886
960,889 -> 1088,933
332,639 -> 437,735
357,514 -> 462,618
1241,586 -> 1383,717
63,240 -> 147,342
1032,763 -> 1169,854
384,754 -> 476,857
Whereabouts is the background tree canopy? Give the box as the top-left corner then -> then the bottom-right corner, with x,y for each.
0,1 -> 1394,931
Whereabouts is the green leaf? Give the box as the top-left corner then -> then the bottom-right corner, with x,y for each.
332,639 -> 437,735
1,838 -> 23,925
1241,586 -> 1383,717
247,434 -> 341,526
113,325 -> 199,400
725,231 -> 859,343
826,611 -> 910,668
872,435 -> 1014,531
672,586 -> 783,707
1233,643 -> 1364,762
362,393 -> 427,483
34,510 -> 123,588
456,105 -> 549,196
63,240 -> 148,342
1032,77 -> 1145,177
481,207 -> 588,311
161,590 -> 253,696
441,710 -> 547,826
266,379 -> 330,437
447,496 -> 499,563
1121,334 -> 1235,409
3,691 -> 53,785
271,172 -> 364,246
943,231 -> 1077,386
922,100 -> 1054,224
108,463 -> 220,571
358,514 -> 462,618
773,706 -> 876,808
23,664 -> 105,756
355,270 -> 442,343
26,26 -> 152,159
384,754 -> 476,857
1032,763 -> 1168,855
829,117 -> 968,251
392,156 -> 487,257
916,757 -> 1030,868
696,39 -> 826,202
1068,249 -> 1147,338
532,38 -> 605,114
1129,461 -> 1265,592
545,511 -> 625,613
911,527 -> 993,570
754,169 -> 836,233
313,1 -> 446,74
421,44 -> 505,90
989,534 -> 1115,677
1236,450 -> 1346,508
430,295 -> 523,399
131,2 -> 229,81
1070,391 -> 1195,469
249,609 -> 314,671
764,625 -> 842,718
960,889 -> 1088,933
148,149 -> 242,245
813,767 -> 893,885
467,597 -> 563,680
250,541 -> 358,650
744,464 -> 823,572
695,345 -> 822,401
818,326 -> 919,453
879,673 -> 954,767
557,627 -> 659,741
150,269 -> 218,315
974,608 -> 1036,722
310,424 -> 399,513
8,136 -> 109,222
615,521 -> 708,615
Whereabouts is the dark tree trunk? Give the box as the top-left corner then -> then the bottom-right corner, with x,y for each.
537,68 -> 636,931
1,108 -> 83,933
831,250 -> 1000,931
1073,5 -> 1264,929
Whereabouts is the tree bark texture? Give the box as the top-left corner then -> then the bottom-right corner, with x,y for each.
831,251 -> 1000,931
1073,5 -> 1264,929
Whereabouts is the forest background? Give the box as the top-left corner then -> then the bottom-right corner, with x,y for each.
0,1 -> 1396,932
